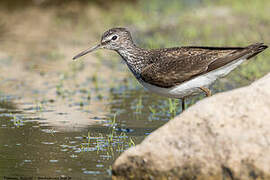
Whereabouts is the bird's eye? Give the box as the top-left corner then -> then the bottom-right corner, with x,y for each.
111,35 -> 118,40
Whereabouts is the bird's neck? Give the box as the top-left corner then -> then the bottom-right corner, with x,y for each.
116,45 -> 151,76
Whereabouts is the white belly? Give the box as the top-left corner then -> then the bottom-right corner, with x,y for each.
139,58 -> 246,99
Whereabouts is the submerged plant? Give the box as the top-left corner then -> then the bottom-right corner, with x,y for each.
128,137 -> 135,147
149,106 -> 156,115
135,96 -> 143,113
78,113 -> 136,158
11,114 -> 24,127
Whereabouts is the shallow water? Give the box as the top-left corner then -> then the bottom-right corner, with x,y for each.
0,82 -> 181,179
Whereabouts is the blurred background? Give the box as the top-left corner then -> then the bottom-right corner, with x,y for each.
0,0 -> 269,179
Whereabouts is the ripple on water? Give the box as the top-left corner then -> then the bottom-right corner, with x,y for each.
41,142 -> 55,145
49,160 -> 58,163
83,170 -> 101,175
70,154 -> 78,158
96,164 -> 104,168
41,129 -> 58,134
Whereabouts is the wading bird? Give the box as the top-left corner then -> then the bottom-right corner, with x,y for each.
73,27 -> 268,110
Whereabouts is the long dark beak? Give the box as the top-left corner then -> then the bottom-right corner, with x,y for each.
73,44 -> 101,60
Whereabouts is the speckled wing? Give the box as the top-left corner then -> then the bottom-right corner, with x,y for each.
140,43 -> 267,88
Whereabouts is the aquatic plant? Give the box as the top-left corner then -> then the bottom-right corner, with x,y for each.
168,98 -> 178,116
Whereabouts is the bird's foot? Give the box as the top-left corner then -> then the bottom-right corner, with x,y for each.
199,87 -> 212,97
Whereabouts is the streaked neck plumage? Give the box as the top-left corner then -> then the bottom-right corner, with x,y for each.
116,44 -> 152,79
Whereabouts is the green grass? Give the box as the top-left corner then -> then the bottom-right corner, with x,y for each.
11,114 -> 24,127
79,113 -> 136,156
168,99 -> 178,117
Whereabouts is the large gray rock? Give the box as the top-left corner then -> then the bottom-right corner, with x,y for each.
112,73 -> 270,180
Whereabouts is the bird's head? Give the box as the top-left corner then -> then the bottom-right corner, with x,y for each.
73,27 -> 133,60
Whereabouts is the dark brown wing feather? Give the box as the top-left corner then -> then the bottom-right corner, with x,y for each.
141,43 -> 268,88
207,43 -> 267,71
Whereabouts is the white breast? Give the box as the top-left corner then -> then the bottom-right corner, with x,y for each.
139,58 -> 246,99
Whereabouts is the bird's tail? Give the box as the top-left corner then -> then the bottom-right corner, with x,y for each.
246,43 -> 268,60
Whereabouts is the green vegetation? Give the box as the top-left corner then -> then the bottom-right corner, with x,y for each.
11,114 -> 24,127
168,99 -> 178,116
149,106 -> 156,116
135,96 -> 143,113
79,114 -> 136,156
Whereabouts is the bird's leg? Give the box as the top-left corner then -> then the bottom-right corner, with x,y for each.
181,98 -> 185,111
199,87 -> 212,97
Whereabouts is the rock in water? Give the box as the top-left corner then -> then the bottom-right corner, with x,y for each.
112,73 -> 270,180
